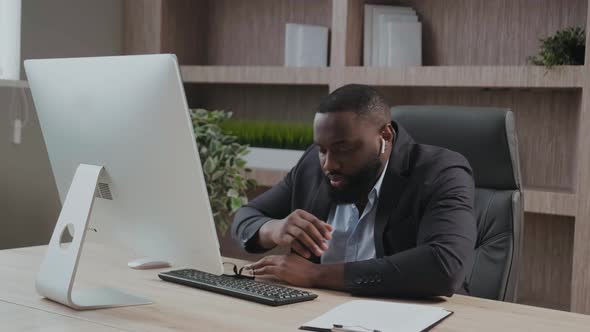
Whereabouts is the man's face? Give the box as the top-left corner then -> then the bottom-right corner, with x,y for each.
313,111 -> 385,203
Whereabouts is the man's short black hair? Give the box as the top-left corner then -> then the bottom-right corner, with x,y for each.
317,84 -> 390,124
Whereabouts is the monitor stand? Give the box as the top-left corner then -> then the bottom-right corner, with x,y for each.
35,164 -> 152,310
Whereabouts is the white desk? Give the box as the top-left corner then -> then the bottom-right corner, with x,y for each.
1,243 -> 589,331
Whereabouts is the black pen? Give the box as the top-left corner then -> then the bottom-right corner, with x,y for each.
331,324 -> 381,332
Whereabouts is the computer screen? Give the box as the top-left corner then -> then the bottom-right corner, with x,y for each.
25,54 -> 224,275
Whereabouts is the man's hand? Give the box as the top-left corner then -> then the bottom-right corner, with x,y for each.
245,255 -> 345,289
245,255 -> 319,288
258,209 -> 332,258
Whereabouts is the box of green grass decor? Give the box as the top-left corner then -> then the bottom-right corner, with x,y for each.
220,119 -> 312,171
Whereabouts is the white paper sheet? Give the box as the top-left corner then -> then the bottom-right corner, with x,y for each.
300,300 -> 452,332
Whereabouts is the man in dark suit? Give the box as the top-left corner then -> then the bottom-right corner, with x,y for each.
232,84 -> 476,297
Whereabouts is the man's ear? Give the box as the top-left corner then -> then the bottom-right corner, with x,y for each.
381,123 -> 395,143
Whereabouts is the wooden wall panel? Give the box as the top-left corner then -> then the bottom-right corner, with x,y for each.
517,213 -> 574,311
160,0 -> 209,65
185,84 -> 328,123
124,0 -> 332,65
330,0 -> 348,66
205,0 -> 332,66
570,0 -> 590,313
345,0 -> 365,66
375,87 -> 581,191
360,0 -> 587,65
122,0 -> 162,55
331,0 -> 364,66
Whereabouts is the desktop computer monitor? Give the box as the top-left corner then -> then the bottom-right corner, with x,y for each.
25,54 -> 224,309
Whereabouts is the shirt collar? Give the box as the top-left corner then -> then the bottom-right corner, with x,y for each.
334,159 -> 390,208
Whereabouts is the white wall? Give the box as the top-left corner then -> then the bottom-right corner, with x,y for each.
0,88 -> 59,249
0,0 -> 123,249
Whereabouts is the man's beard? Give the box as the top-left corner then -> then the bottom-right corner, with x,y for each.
324,153 -> 383,204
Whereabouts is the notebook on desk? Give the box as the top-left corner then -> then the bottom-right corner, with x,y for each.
299,300 -> 452,332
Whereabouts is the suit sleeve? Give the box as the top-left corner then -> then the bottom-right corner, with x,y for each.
231,147 -> 313,253
343,166 -> 477,297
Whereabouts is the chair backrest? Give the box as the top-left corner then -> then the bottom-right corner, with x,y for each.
391,105 -> 523,302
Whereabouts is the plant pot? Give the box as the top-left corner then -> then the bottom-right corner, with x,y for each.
243,147 -> 304,171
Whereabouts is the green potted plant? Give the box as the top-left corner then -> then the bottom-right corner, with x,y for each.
190,109 -> 257,236
528,27 -> 585,67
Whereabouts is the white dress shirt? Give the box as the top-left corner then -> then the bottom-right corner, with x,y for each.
321,160 -> 389,264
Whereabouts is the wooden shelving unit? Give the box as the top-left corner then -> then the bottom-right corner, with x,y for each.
0,80 -> 28,89
524,189 -> 577,217
123,0 -> 590,314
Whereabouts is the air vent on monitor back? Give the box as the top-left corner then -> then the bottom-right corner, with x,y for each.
94,182 -> 113,200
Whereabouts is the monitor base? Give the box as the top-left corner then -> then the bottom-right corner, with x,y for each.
35,164 -> 152,310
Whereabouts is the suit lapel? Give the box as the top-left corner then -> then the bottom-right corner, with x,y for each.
374,122 -> 413,258
374,169 -> 408,257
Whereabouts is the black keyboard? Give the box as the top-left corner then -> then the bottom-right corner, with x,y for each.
158,269 -> 318,306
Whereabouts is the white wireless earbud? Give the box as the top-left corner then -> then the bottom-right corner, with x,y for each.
380,137 -> 386,154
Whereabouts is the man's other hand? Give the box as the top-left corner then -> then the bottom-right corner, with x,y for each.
258,209 -> 332,258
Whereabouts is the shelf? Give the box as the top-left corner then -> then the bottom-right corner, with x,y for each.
523,189 -> 577,217
180,66 -> 330,86
0,80 -> 28,88
181,66 -> 582,89
333,66 -> 584,89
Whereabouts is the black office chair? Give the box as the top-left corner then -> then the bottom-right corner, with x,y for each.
391,105 -> 523,302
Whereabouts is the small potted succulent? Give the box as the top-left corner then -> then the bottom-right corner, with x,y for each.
528,27 -> 585,67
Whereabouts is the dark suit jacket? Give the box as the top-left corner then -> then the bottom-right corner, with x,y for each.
231,122 -> 477,298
